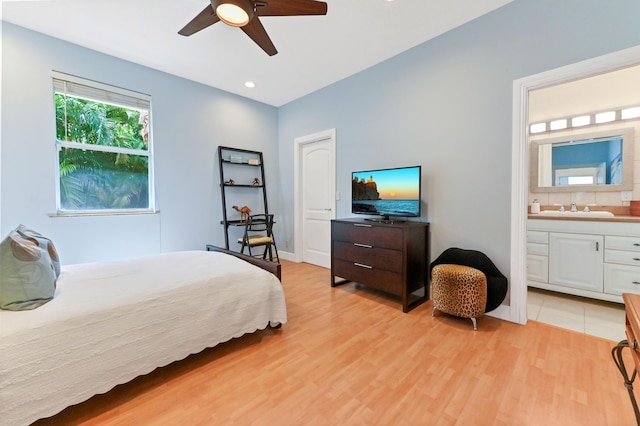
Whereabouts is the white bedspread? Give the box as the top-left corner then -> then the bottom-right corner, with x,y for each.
0,250 -> 287,426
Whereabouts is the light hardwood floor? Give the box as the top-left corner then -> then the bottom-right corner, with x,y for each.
36,260 -> 636,425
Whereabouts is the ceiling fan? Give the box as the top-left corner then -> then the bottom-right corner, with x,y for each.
178,0 -> 328,56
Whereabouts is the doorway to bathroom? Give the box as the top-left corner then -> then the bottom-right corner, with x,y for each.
510,45 -> 640,334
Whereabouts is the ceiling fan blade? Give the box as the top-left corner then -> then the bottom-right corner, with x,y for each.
255,0 -> 327,17
178,5 -> 221,36
241,17 -> 278,56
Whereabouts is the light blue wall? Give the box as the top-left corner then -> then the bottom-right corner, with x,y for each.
277,0 -> 640,275
1,23 -> 279,264
3,0 -> 640,271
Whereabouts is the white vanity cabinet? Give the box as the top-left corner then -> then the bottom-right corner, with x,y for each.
604,235 -> 640,296
548,232 -> 603,292
526,230 -> 548,283
527,219 -> 640,303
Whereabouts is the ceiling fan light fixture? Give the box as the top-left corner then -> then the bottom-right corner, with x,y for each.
213,0 -> 254,27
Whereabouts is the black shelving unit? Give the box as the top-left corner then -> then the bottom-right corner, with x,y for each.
218,146 -> 269,250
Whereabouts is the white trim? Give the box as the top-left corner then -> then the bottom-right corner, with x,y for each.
49,209 -> 158,217
294,128 -> 336,262
275,250 -> 296,262
511,44 -> 640,325
53,72 -> 156,214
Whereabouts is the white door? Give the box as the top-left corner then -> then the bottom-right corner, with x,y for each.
295,129 -> 336,268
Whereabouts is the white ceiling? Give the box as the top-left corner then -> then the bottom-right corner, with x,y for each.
2,0 -> 513,107
529,64 -> 640,122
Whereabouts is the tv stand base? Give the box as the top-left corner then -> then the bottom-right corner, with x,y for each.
364,218 -> 405,224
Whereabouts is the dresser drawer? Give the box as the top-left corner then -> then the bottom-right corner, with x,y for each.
331,222 -> 403,250
332,258 -> 402,296
605,249 -> 640,267
333,241 -> 402,273
606,235 -> 640,252
604,263 -> 640,295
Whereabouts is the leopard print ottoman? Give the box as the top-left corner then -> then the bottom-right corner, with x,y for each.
431,264 -> 487,330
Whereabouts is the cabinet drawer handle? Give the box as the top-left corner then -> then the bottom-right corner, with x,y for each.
354,243 -> 372,249
633,281 -> 640,285
634,243 -> 640,247
354,263 -> 373,269
354,224 -> 372,228
634,258 -> 640,262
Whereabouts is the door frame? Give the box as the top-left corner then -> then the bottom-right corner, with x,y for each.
510,44 -> 640,325
294,128 -> 337,263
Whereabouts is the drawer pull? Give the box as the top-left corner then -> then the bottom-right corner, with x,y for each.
633,281 -> 640,285
634,243 -> 640,247
634,258 -> 640,262
354,263 -> 373,269
353,243 -> 372,249
354,224 -> 372,228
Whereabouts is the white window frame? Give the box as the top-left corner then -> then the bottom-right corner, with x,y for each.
52,71 -> 156,215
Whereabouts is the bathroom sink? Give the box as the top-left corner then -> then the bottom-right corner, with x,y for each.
538,210 -> 615,218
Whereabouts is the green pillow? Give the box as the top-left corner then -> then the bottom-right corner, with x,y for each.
16,224 -> 61,277
0,226 -> 57,311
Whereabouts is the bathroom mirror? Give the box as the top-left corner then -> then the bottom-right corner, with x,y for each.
530,127 -> 634,192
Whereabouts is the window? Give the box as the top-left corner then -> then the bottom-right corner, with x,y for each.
53,72 -> 154,213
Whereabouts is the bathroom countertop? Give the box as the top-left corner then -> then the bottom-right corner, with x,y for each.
528,214 -> 640,223
528,205 -> 640,223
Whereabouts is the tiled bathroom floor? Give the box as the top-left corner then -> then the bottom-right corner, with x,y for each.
527,287 -> 626,342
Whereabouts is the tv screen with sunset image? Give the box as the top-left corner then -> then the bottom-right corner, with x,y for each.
351,165 -> 421,219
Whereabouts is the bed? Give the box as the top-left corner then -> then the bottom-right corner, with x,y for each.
0,246 -> 287,426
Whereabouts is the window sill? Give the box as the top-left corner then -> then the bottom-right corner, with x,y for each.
48,210 -> 159,218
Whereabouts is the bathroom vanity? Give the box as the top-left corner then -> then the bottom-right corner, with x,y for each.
527,216 -> 640,303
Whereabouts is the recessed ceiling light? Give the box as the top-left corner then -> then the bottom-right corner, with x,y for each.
245,81 -> 255,88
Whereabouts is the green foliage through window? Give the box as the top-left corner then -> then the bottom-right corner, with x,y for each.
54,78 -> 152,212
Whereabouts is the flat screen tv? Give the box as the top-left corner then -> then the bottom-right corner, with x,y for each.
352,165 -> 421,221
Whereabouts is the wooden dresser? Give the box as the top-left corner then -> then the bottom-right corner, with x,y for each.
330,218 -> 429,312
623,293 -> 640,371
613,293 -> 640,423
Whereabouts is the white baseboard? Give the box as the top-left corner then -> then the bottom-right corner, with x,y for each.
277,250 -> 297,262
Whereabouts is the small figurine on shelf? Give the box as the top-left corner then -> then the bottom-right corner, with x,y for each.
224,179 -> 235,186
232,205 -> 251,223
252,178 -> 261,186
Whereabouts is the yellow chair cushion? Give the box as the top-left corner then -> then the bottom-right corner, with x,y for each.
238,236 -> 273,245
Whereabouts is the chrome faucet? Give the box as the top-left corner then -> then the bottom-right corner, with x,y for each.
571,203 -> 578,212
558,205 -> 565,212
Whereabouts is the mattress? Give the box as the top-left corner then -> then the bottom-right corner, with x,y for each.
0,250 -> 287,426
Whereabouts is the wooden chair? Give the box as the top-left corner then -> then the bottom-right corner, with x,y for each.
238,214 -> 279,262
